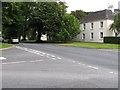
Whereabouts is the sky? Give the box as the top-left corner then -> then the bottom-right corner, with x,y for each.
63,0 -> 120,13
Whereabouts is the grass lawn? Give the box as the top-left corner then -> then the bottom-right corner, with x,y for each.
0,43 -> 13,49
21,40 -> 36,43
50,42 -> 120,49
20,40 -> 120,49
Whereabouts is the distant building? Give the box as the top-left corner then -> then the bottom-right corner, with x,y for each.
73,10 -> 115,42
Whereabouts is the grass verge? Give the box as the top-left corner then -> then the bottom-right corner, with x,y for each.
0,43 -> 13,49
20,40 -> 120,49
50,42 -> 120,49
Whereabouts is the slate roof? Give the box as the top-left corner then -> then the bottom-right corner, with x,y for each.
80,9 -> 114,23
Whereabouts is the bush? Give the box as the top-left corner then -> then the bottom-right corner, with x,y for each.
104,37 -> 120,44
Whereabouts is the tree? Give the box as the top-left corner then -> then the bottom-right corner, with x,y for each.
110,13 -> 120,37
71,10 -> 89,20
2,2 -> 23,39
56,14 -> 81,41
29,2 -> 67,42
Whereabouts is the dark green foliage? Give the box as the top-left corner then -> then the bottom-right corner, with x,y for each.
110,13 -> 120,37
104,37 -> 120,44
71,10 -> 88,20
2,2 -> 81,42
56,14 -> 81,41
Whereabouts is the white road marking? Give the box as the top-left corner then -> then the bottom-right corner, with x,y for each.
10,62 -> 21,64
109,72 -> 114,74
2,59 -> 44,65
2,61 -> 27,65
2,63 -> 7,64
72,61 -> 76,63
57,57 -> 62,59
88,66 -> 99,70
51,56 -> 55,58
87,65 -> 92,68
0,57 -> 6,60
91,67 -> 99,70
15,46 -> 62,60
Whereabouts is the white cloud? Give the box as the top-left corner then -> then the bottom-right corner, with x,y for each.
64,0 -> 120,13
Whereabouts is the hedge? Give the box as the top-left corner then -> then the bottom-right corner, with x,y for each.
104,37 -> 120,44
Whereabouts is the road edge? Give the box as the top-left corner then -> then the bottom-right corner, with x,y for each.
0,45 -> 14,50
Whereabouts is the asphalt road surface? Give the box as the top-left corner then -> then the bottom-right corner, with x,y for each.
1,43 -> 118,88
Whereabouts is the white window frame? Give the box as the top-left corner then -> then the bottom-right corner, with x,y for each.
90,23 -> 94,29
82,33 -> 85,39
100,32 -> 103,38
83,24 -> 86,30
90,33 -> 94,39
100,21 -> 103,28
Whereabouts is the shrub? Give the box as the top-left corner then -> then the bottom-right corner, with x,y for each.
104,37 -> 120,44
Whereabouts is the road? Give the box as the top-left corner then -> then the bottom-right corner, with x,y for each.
1,43 -> 118,88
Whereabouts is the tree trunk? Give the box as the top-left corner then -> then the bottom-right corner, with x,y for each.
36,31 -> 42,43
23,35 -> 26,40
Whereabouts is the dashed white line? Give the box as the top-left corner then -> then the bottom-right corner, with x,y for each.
109,72 -> 114,74
15,46 -> 62,60
51,56 -> 55,58
57,57 -> 62,59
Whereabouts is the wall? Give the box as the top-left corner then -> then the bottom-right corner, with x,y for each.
73,19 -> 115,42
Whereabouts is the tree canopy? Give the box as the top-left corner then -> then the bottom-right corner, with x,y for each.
2,2 -> 81,42
110,13 -> 120,37
71,10 -> 89,20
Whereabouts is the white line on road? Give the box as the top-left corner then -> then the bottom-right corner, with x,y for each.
57,57 -> 62,59
15,46 -> 62,60
2,59 -> 44,65
2,61 -> 27,65
72,61 -> 76,63
109,72 -> 118,75
0,57 -> 6,60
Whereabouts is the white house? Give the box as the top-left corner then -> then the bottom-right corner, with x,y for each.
73,9 -> 116,42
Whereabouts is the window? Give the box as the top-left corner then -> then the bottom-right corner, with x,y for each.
90,23 -> 94,29
82,33 -> 85,39
91,33 -> 93,39
83,24 -> 86,30
100,22 -> 103,28
100,32 -> 103,38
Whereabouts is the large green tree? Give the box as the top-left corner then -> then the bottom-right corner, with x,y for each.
29,2 -> 67,42
2,2 -> 30,39
56,14 -> 81,41
110,13 -> 120,37
2,2 -> 81,42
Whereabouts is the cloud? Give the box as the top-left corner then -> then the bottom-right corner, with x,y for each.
65,0 -> 119,13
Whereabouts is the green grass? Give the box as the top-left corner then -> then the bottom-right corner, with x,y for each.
21,40 -> 36,43
0,43 -> 13,49
50,42 -> 120,49
20,40 -> 120,49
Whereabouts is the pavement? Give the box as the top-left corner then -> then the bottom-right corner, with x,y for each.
1,43 -> 118,88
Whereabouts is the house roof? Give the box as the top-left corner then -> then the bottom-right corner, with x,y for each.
80,9 -> 114,23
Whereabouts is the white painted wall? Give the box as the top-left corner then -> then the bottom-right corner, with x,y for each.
73,19 -> 115,42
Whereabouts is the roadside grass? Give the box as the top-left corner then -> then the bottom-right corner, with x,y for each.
20,40 -> 120,49
50,42 -> 120,49
0,43 -> 13,49
21,40 -> 36,43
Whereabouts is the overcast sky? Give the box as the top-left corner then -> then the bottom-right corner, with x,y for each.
64,0 -> 120,13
